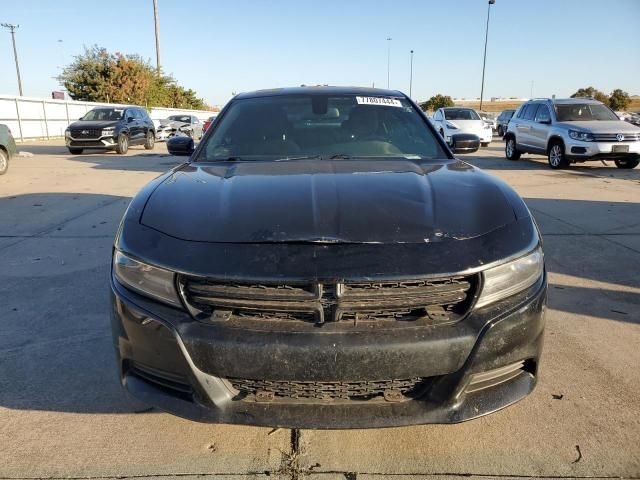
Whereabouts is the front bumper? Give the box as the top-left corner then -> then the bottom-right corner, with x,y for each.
446,129 -> 492,144
66,135 -> 117,149
566,140 -> 640,160
110,271 -> 547,429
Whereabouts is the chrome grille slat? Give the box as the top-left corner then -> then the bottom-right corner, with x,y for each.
591,133 -> 640,142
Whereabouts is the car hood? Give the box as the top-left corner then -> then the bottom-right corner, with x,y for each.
68,120 -> 119,129
557,120 -> 640,133
140,158 -> 520,244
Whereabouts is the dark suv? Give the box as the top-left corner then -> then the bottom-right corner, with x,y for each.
496,109 -> 515,137
65,107 -> 155,155
111,86 -> 546,428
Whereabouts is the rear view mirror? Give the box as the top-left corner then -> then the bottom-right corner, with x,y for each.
449,133 -> 480,154
167,136 -> 195,156
538,119 -> 551,125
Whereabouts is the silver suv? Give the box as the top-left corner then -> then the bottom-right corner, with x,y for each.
505,98 -> 640,169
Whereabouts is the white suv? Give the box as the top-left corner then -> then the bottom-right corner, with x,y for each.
504,98 -> 640,169
431,107 -> 493,147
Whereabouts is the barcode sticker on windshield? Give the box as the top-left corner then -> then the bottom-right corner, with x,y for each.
356,96 -> 402,107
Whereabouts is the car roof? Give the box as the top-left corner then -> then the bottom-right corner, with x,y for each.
442,107 -> 474,110
530,98 -> 602,105
234,86 -> 405,100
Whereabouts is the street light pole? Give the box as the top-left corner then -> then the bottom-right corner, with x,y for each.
386,37 -> 392,89
152,0 -> 161,74
479,0 -> 495,111
409,50 -> 414,99
1,23 -> 23,96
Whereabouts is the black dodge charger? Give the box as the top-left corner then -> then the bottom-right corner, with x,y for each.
110,86 -> 546,428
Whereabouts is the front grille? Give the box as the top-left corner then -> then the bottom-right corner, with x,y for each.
591,133 -> 640,142
179,275 -> 477,327
229,377 -> 429,402
70,128 -> 102,139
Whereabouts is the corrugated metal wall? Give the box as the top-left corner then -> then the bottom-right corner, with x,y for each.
0,95 -> 218,141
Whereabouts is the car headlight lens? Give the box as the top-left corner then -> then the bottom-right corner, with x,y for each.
568,129 -> 594,142
64,128 -> 70,138
112,250 -> 181,307
102,127 -> 115,136
475,248 -> 544,309
445,121 -> 458,130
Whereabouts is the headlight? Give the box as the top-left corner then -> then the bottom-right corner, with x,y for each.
64,128 -> 70,138
475,248 -> 544,309
112,250 -> 181,307
102,127 -> 116,136
445,121 -> 458,130
568,130 -> 594,142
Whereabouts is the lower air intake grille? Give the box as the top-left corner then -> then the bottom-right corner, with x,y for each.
228,377 -> 429,402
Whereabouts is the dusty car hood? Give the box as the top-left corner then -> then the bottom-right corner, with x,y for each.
68,120 -> 119,129
158,119 -> 189,128
557,120 -> 640,133
140,158 -> 518,244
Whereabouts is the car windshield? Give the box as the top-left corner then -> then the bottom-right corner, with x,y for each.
555,103 -> 618,121
168,115 -> 191,123
443,109 -> 480,120
196,94 -> 447,161
81,108 -> 123,121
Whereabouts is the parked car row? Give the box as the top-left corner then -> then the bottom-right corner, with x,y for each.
63,107 -> 216,155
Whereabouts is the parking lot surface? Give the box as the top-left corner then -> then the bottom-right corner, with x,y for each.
1,140 -> 639,479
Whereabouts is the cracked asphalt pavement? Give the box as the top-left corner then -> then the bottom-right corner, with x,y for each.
0,140 -> 638,479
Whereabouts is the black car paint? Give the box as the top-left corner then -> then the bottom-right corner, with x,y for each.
111,87 -> 545,428
66,106 -> 155,151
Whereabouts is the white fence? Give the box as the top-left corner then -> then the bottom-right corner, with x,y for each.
0,95 -> 218,141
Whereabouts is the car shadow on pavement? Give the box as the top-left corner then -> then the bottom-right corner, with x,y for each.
0,193 -> 637,414
466,148 -> 640,180
15,143 -> 184,174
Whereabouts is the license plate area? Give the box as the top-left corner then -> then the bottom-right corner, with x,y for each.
612,145 -> 629,153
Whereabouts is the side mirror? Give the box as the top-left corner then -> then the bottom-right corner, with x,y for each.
449,133 -> 480,154
127,116 -> 135,123
538,119 -> 551,125
167,136 -> 195,156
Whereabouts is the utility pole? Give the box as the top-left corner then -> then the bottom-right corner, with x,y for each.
1,23 -> 23,96
409,50 -> 414,99
479,0 -> 495,111
152,0 -> 161,74
386,37 -> 392,89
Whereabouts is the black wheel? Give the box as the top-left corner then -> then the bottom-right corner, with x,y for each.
68,148 -> 83,155
505,136 -> 521,160
144,131 -> 155,150
548,141 -> 569,169
497,125 -> 504,137
481,142 -> 490,147
614,158 -> 639,169
0,149 -> 8,175
116,133 -> 129,154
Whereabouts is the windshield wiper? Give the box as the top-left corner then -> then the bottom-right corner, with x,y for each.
273,155 -> 322,162
328,154 -> 351,160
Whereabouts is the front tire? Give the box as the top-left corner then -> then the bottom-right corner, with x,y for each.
497,125 -> 504,137
548,141 -> 569,169
68,148 -> 83,155
116,133 -> 129,154
144,131 -> 155,150
614,158 -> 639,169
505,136 -> 521,160
0,149 -> 8,175
481,142 -> 490,147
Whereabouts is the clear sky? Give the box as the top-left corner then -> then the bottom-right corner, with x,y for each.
1,0 -> 638,107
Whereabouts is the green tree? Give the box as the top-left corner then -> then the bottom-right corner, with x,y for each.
570,86 -> 609,104
419,94 -> 455,112
608,89 -> 630,111
58,45 -> 209,110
